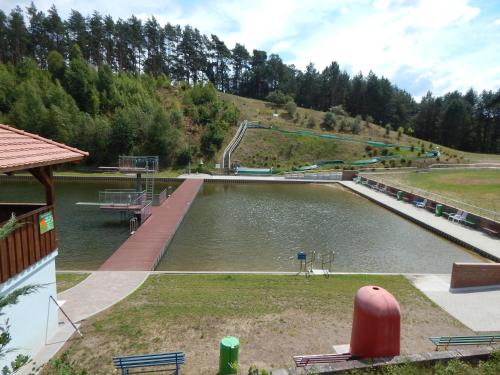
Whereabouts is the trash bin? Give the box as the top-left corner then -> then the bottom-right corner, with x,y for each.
435,204 -> 443,217
396,191 -> 404,201
219,336 -> 239,375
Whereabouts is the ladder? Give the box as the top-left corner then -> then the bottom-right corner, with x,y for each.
143,157 -> 158,203
297,250 -> 335,278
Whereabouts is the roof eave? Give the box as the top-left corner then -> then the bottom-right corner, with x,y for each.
0,155 -> 86,174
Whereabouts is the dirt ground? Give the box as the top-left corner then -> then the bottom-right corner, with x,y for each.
43,275 -> 471,374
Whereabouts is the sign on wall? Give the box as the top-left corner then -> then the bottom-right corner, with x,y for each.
39,211 -> 54,234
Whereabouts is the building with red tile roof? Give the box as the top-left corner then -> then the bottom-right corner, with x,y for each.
0,123 -> 88,367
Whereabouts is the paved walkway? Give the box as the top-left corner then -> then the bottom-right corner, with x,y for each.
20,271 -> 148,374
339,181 -> 500,262
100,178 -> 204,271
179,173 -> 341,183
407,274 -> 500,332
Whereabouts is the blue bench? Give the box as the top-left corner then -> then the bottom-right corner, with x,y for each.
429,335 -> 500,351
113,351 -> 185,374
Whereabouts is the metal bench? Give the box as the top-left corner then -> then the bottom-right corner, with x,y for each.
113,351 -> 185,374
293,353 -> 352,367
429,335 -> 500,351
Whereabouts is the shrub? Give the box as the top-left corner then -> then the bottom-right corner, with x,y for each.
322,112 -> 335,130
266,90 -> 292,106
385,124 -> 391,137
330,105 -> 347,116
284,101 -> 297,117
307,117 -> 316,129
352,115 -> 362,134
397,126 -> 404,139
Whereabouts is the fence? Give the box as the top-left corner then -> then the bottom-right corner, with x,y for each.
140,202 -> 152,223
99,190 -> 146,208
285,171 -> 342,181
358,174 -> 500,222
153,189 -> 167,206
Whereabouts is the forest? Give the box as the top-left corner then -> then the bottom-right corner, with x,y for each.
0,3 -> 499,156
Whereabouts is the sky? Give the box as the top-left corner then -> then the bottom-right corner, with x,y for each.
2,0 -> 500,98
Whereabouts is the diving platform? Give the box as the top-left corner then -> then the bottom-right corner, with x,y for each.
99,178 -> 203,271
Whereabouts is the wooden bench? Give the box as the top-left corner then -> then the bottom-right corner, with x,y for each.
429,335 -> 500,351
113,351 -> 185,374
293,353 -> 352,367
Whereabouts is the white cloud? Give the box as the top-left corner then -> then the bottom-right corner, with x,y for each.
1,0 -> 498,97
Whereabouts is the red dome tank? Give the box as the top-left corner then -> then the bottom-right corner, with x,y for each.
350,285 -> 400,358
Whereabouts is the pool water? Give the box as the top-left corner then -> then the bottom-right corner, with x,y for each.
0,179 -> 179,270
0,179 -> 484,272
156,183 -> 483,273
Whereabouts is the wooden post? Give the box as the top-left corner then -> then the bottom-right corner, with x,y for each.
29,166 -> 55,206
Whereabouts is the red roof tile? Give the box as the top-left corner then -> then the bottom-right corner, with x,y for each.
0,124 -> 88,173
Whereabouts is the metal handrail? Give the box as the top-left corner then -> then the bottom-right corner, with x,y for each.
285,171 -> 342,180
429,163 -> 500,169
359,174 -> 500,222
99,190 -> 146,207
153,189 -> 167,206
140,202 -> 153,223
118,156 -> 159,172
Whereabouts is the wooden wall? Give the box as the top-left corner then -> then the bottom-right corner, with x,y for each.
0,205 -> 57,283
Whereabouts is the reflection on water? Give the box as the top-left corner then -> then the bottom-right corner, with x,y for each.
0,178 -> 179,269
157,183 -> 483,273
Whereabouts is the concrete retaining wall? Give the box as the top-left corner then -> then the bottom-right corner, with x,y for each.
450,262 -> 500,290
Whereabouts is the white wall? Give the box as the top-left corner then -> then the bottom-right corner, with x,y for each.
0,251 -> 59,369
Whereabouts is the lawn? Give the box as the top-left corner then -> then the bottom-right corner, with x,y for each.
43,274 -> 470,374
56,272 -> 89,293
376,169 -> 500,215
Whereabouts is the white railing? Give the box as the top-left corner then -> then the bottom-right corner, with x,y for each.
285,171 -> 342,181
360,174 -> 500,222
99,190 -> 146,208
119,156 -> 159,172
429,163 -> 500,170
140,201 -> 152,223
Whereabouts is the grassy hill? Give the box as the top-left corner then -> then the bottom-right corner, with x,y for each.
216,93 -> 500,171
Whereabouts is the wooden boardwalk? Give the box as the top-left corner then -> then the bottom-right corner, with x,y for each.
99,179 -> 203,271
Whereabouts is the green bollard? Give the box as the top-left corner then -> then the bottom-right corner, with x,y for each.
435,204 -> 443,217
219,336 -> 239,375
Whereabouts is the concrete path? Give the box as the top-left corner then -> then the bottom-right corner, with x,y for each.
179,173 -> 341,183
58,271 -> 149,322
339,181 -> 500,261
20,271 -> 148,374
407,274 -> 500,332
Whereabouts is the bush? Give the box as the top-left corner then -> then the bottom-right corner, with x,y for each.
266,90 -> 293,106
397,126 -> 404,139
322,112 -> 335,130
339,119 -> 349,132
330,105 -> 347,116
352,115 -> 362,134
385,124 -> 391,136
284,101 -> 297,117
307,117 -> 316,129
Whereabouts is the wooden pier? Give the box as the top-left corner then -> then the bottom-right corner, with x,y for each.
99,179 -> 203,271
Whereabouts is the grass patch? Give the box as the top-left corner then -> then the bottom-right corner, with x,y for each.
379,170 -> 500,213
43,275 -> 470,374
56,273 -> 89,293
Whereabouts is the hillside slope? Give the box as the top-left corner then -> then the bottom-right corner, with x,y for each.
217,93 -> 500,171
